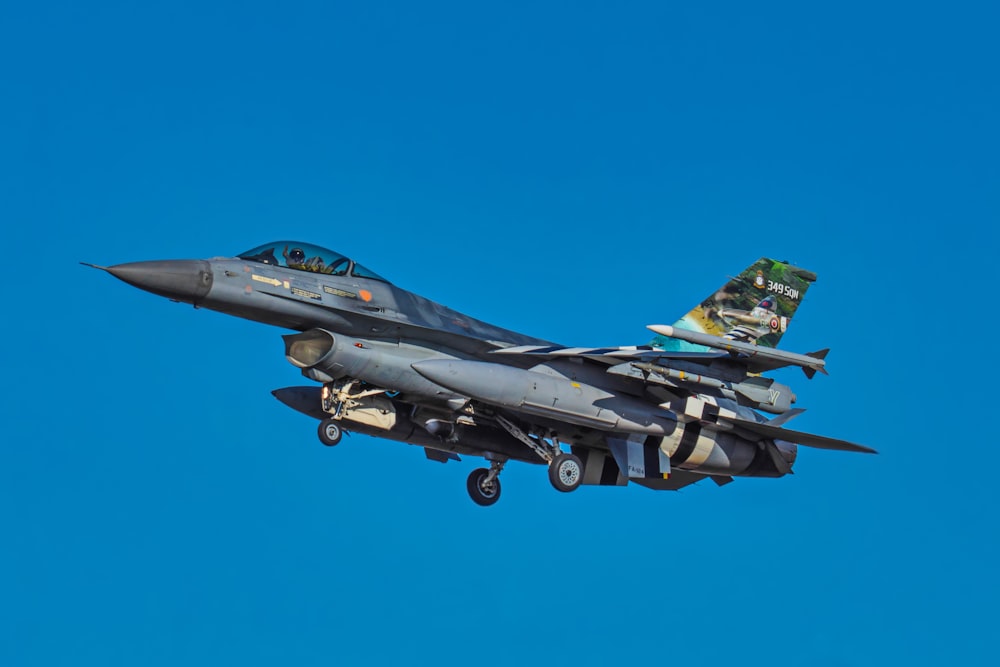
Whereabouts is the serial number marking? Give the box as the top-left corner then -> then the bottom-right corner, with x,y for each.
323,286 -> 357,299
291,287 -> 322,300
766,280 -> 800,300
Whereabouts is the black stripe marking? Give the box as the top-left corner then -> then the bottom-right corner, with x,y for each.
643,441 -> 658,477
642,436 -> 660,475
744,441 -> 777,477
672,422 -> 701,466
646,435 -> 669,475
600,454 -> 621,485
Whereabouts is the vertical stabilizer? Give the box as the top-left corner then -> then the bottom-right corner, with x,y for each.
650,258 -> 817,351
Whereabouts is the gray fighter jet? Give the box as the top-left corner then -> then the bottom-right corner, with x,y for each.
86,242 -> 874,506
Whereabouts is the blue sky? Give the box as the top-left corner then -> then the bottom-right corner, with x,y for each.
2,1 -> 998,664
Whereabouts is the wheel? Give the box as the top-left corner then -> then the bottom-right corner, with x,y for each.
466,468 -> 501,506
548,453 -> 583,492
318,418 -> 343,446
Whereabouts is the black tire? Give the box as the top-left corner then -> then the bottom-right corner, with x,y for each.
318,418 -> 343,446
549,453 -> 583,492
466,468 -> 501,506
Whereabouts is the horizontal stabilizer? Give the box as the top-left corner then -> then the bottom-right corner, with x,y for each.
646,324 -> 829,377
724,417 -> 877,454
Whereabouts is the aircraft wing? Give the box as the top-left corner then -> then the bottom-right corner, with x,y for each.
492,344 -> 729,364
491,344 -> 816,374
490,345 -> 766,407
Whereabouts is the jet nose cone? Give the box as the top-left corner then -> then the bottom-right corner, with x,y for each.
106,260 -> 213,303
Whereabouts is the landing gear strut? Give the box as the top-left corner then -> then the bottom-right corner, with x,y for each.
467,459 -> 506,506
493,414 -> 584,494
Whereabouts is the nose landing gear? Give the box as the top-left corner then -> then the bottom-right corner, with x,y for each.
318,418 -> 343,446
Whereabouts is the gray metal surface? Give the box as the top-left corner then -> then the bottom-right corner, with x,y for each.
90,244 -> 875,504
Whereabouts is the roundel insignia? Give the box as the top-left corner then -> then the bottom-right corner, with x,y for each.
769,316 -> 780,331
755,271 -> 766,289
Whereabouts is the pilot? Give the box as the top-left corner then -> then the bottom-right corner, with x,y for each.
283,245 -> 308,270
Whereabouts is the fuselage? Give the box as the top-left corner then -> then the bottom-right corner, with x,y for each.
104,240 -> 553,360
96,241 -> 804,489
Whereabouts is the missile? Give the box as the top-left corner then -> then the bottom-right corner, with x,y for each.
646,324 -> 829,378
411,359 -> 677,435
626,362 -> 795,414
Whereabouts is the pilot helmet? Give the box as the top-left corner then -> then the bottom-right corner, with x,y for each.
289,248 -> 306,263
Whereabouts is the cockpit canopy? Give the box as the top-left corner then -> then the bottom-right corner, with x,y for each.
237,242 -> 388,282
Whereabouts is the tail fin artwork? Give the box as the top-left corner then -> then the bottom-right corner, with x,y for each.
650,258 -> 817,352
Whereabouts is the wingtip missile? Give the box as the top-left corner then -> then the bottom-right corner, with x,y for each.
806,349 -> 830,377
646,324 -> 829,377
647,324 -> 678,339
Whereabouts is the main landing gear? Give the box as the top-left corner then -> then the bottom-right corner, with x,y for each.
548,453 -> 584,493
467,459 -> 505,506
493,414 -> 585,493
464,415 -> 586,506
464,451 -> 585,506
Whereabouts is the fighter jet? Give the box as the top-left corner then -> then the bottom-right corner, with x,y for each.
86,242 -> 874,506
